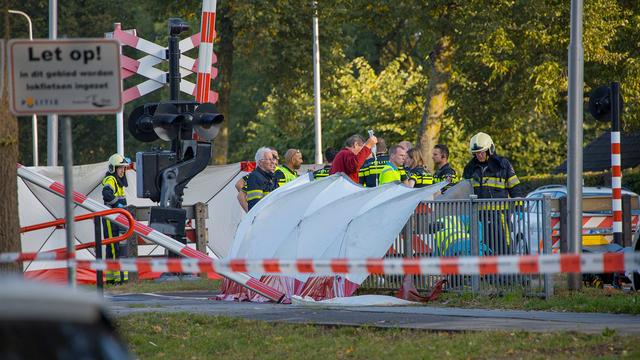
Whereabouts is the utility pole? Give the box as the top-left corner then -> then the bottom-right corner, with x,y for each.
312,1 -> 322,165
47,0 -> 58,166
567,0 -> 584,291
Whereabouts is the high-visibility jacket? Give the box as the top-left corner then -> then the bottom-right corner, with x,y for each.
274,165 -> 298,187
434,216 -> 469,256
379,163 -> 402,185
360,154 -> 408,187
313,165 -> 331,180
101,172 -> 128,283
245,167 -> 278,210
102,173 -> 127,207
462,154 -> 523,199
407,166 -> 434,188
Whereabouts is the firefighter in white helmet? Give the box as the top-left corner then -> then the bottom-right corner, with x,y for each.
462,132 -> 523,255
102,153 -> 131,284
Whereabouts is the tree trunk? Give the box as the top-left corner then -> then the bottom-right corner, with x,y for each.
0,3 -> 23,273
417,35 -> 453,172
212,3 -> 234,165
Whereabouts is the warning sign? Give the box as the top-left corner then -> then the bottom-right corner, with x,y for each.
9,39 -> 122,115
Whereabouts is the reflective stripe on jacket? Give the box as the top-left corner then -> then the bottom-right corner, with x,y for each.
274,165 -> 298,186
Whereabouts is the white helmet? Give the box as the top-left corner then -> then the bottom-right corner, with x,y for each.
469,132 -> 495,155
108,153 -> 130,173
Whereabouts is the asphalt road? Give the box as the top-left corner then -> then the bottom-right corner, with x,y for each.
106,291 -> 640,334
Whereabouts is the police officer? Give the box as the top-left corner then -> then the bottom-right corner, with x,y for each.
379,145 -> 410,185
359,138 -> 388,187
274,149 -> 302,187
102,154 -> 131,284
245,147 -> 278,210
462,132 -> 523,255
432,144 -> 457,191
313,147 -> 338,180
359,138 -> 408,187
406,148 -> 434,188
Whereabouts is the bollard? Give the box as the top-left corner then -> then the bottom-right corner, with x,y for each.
542,194 -> 554,299
194,202 -> 209,278
469,195 -> 480,294
94,218 -> 103,295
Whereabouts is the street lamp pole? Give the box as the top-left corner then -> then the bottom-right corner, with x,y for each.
8,10 -> 38,166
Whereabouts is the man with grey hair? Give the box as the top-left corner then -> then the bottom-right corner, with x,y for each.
236,148 -> 279,212
330,133 -> 377,183
244,147 -> 278,210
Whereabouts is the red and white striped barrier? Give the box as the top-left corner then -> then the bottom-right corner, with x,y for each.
611,131 -> 623,234
0,251 -> 70,263
3,253 -> 639,276
16,164 -> 285,302
196,0 -> 217,104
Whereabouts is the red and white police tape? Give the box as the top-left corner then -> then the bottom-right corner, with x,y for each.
3,253 -> 639,276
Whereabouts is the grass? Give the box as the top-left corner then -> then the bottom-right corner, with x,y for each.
104,278 -> 220,294
116,313 -> 640,360
431,287 -> 640,315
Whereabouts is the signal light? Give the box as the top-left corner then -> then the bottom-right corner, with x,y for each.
127,101 -> 224,143
589,85 -> 624,123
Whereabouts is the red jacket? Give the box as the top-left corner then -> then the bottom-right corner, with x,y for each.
329,146 -> 372,183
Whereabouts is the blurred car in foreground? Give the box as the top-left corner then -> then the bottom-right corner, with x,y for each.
0,277 -> 131,360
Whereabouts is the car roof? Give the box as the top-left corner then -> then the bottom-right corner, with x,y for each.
528,185 -> 638,197
0,277 -> 105,323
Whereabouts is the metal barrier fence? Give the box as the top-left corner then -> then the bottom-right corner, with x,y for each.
362,195 -> 554,298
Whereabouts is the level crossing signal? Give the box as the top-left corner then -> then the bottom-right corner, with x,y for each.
127,101 -> 224,143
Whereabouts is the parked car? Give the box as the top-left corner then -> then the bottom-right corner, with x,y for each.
0,277 -> 132,359
519,185 -> 640,254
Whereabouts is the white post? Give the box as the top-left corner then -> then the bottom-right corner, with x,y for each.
106,23 -> 128,155
312,1 -> 322,164
116,111 -> 124,155
9,10 -> 38,166
47,0 -> 58,166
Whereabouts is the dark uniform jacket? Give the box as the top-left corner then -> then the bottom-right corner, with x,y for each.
462,154 -> 523,199
245,166 -> 278,210
359,154 -> 408,187
407,166 -> 434,188
434,163 -> 457,183
313,165 -> 332,180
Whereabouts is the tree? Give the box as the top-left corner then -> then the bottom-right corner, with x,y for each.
240,54 -> 428,160
0,0 -> 22,273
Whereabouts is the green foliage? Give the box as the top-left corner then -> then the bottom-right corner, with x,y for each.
6,0 -> 640,175
234,54 -> 428,161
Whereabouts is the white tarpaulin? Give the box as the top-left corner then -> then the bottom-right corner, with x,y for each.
18,162 -> 248,282
229,174 -> 447,286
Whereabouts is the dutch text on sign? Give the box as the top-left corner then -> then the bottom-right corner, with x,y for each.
9,39 -> 122,115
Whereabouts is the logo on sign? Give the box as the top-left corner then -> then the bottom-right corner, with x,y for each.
22,97 -> 59,108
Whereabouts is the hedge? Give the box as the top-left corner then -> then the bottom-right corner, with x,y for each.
519,167 -> 640,195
